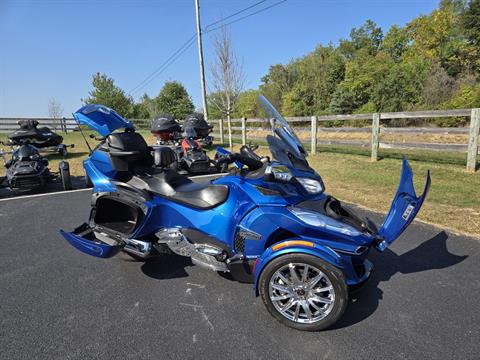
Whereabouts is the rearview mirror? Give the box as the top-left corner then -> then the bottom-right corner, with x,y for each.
264,164 -> 292,183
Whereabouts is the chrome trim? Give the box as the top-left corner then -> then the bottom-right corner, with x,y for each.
123,238 -> 152,258
237,225 -> 262,241
156,228 -> 228,272
332,245 -> 368,256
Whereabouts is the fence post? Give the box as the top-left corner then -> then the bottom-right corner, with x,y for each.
241,117 -> 247,145
466,108 -> 480,172
61,117 -> 67,133
311,116 -> 317,155
219,119 -> 225,144
371,113 -> 380,161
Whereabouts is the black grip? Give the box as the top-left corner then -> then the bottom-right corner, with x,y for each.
230,154 -> 263,171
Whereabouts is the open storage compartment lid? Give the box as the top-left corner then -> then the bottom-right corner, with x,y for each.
74,104 -> 135,136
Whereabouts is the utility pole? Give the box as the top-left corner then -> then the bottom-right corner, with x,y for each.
195,0 -> 209,120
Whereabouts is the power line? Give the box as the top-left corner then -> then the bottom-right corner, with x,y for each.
129,34 -> 196,95
130,36 -> 197,95
203,0 -> 268,31
129,0 -> 288,96
204,0 -> 287,34
129,1 -> 268,96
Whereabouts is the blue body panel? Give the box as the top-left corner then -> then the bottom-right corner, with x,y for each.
60,230 -> 123,258
377,158 -> 431,250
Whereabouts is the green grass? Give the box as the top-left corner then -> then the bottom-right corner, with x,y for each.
1,131 -> 479,235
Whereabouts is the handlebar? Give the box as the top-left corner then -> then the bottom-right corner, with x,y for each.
216,153 -> 263,171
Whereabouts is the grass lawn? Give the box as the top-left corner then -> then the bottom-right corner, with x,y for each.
1,131 -> 478,236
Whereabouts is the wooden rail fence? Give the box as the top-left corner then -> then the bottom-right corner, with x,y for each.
208,108 -> 479,172
0,118 -> 76,132
1,108 -> 479,172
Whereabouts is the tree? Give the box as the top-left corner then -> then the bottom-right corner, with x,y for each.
462,0 -> 480,46
371,58 -> 429,112
381,25 -> 411,61
206,92 -> 225,120
461,0 -> 480,74
338,20 -> 383,59
208,24 -> 245,147
281,45 -> 345,116
48,98 -> 63,119
154,81 -> 194,119
421,62 -> 458,108
83,72 -> 135,118
233,90 -> 263,118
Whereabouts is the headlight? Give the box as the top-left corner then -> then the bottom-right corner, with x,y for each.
289,207 -> 361,236
297,177 -> 324,194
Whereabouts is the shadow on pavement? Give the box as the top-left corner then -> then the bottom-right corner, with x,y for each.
331,231 -> 468,330
141,254 -> 194,280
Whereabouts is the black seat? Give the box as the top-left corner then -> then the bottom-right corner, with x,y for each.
104,132 -> 228,209
127,170 -> 229,209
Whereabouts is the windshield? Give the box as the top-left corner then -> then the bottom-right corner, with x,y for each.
258,95 -> 310,170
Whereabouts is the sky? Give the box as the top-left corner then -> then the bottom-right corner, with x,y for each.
0,0 -> 440,117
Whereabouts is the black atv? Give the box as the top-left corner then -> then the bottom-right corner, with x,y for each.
0,144 -> 72,193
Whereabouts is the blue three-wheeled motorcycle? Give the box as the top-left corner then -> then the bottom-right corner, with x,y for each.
61,95 -> 430,331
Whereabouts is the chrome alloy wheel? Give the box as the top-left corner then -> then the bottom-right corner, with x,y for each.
268,263 -> 335,324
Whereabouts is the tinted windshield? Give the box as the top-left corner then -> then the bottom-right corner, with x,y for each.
258,95 -> 309,169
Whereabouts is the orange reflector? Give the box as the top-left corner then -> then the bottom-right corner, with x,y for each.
272,240 -> 315,251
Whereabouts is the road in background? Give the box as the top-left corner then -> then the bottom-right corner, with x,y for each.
0,190 -> 478,359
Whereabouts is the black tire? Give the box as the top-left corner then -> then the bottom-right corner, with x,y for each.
84,169 -> 93,188
59,162 -> 72,191
259,253 -> 348,331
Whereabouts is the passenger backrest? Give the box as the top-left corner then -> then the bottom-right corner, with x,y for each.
105,132 -> 153,173
153,146 -> 176,168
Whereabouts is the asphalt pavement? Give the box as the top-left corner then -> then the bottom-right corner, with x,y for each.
0,190 -> 478,360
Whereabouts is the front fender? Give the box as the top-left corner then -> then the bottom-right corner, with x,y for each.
253,241 -> 343,296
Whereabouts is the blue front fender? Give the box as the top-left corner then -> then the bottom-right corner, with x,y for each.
252,242 -> 343,296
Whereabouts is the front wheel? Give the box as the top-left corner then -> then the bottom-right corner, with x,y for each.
259,253 -> 348,331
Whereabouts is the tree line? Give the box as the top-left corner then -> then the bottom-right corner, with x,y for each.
83,0 -> 479,127
215,0 -> 480,127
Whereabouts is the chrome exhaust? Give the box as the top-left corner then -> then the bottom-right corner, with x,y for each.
123,238 -> 152,258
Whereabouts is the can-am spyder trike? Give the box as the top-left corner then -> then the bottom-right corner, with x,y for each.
61,97 -> 430,331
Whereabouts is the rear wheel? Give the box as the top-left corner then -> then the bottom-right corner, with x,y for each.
259,253 -> 348,331
59,162 -> 72,190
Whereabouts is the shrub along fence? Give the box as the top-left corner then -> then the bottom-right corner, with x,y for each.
1,108 -> 479,172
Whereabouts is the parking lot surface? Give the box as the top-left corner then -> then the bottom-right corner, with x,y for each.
0,190 -> 478,359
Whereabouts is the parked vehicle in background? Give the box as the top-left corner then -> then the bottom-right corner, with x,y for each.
0,143 -> 72,192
